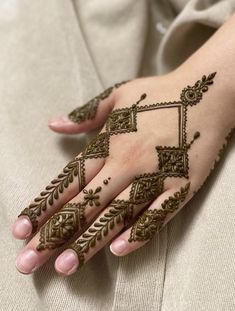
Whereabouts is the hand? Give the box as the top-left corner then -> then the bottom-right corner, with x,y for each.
12,71 -> 234,276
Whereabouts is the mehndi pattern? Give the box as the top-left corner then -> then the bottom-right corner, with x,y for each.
128,182 -> 190,242
19,157 -> 85,233
19,73 -> 216,261
69,73 -> 216,266
68,81 -> 128,123
37,185 -> 104,251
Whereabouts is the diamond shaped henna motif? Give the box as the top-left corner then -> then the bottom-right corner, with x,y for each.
156,147 -> 189,177
82,132 -> 109,159
105,107 -> 137,135
36,203 -> 86,251
130,173 -> 164,204
128,209 -> 166,242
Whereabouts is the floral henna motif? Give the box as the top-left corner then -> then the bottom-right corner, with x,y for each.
180,72 -> 216,106
128,182 -> 191,242
68,81 -> 128,123
69,174 -> 164,266
20,73 -> 216,260
83,187 -> 102,207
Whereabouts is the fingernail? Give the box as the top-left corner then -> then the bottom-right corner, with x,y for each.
16,249 -> 38,274
49,116 -> 74,126
110,239 -> 127,255
55,250 -> 78,275
12,217 -> 32,239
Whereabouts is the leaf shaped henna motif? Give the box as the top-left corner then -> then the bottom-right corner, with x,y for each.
70,200 -> 133,267
18,157 -> 85,233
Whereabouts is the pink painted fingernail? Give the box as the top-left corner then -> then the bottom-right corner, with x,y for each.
55,250 -> 78,275
49,116 -> 74,126
110,239 -> 127,255
12,217 -> 32,239
16,249 -> 38,274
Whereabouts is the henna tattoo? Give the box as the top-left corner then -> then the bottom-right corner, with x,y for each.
82,132 -> 110,159
20,73 -> 216,260
18,157 -> 85,233
83,187 -> 102,207
193,127 -> 234,195
130,173 -> 164,204
128,182 -> 190,242
180,72 -> 216,106
103,177 -> 111,185
68,81 -> 128,123
67,73 -> 216,265
70,200 -> 133,267
36,203 -> 86,251
36,184 -> 105,251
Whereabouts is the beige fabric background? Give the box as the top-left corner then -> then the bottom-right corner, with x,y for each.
0,0 -> 235,310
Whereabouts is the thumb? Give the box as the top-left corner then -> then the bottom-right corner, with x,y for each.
48,82 -> 126,134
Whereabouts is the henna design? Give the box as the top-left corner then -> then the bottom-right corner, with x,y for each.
21,73 -> 216,259
68,73 -> 216,265
18,157 -> 85,233
83,187 -> 102,207
36,203 -> 86,251
180,72 -> 216,106
70,200 -> 133,267
129,173 -> 164,204
36,185 -> 105,251
128,182 -> 190,242
68,81 -> 128,123
82,132 -> 110,159
193,127 -> 234,195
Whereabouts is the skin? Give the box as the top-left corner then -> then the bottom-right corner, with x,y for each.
12,13 -> 235,276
